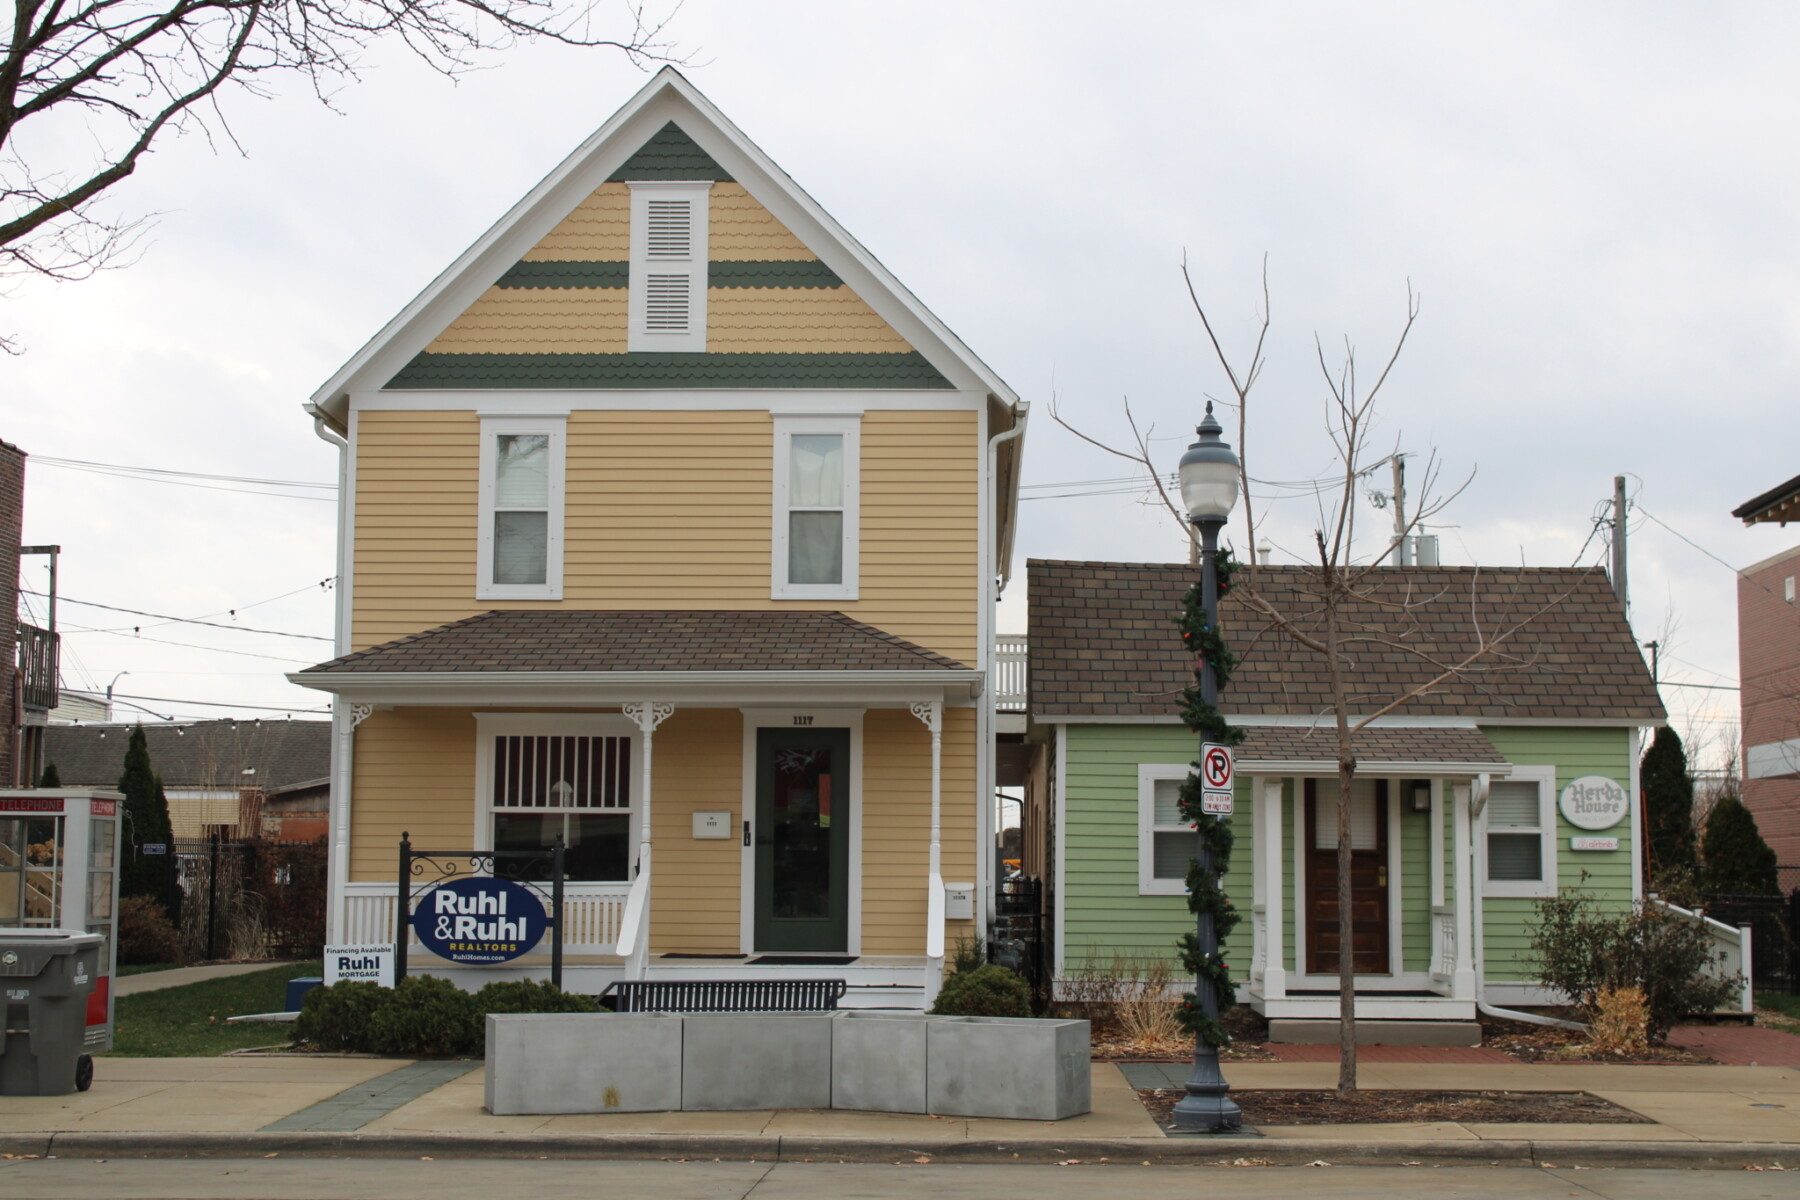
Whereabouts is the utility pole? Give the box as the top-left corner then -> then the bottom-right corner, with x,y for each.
1611,475 -> 1629,613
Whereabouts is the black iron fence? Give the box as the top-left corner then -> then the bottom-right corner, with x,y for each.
990,874 -> 1049,1011
1700,865 -> 1800,996
139,836 -> 327,961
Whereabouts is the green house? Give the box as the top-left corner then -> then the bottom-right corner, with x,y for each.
1022,560 -> 1671,1041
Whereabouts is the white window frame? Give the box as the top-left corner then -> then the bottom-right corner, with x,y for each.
472,713 -> 641,874
771,413 -> 860,600
627,180 -> 711,353
1480,764 -> 1557,899
477,414 -> 566,601
1138,763 -> 1195,896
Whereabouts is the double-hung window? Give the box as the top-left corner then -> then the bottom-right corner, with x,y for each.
479,715 -> 636,883
478,415 -> 565,600
1482,766 -> 1556,898
1138,764 -> 1195,895
772,414 -> 860,599
627,181 -> 710,352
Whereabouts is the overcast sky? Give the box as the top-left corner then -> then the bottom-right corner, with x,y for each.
6,2 -> 1794,771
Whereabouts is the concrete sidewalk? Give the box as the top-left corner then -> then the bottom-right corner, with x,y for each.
113,962 -> 303,997
2,1055 -> 1796,1167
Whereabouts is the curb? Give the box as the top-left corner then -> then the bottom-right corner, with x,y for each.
2,1131 -> 1795,1168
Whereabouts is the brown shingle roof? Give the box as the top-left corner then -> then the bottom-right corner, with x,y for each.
1238,725 -> 1505,765
1028,561 -> 1665,722
301,610 -> 970,674
43,719 -> 330,790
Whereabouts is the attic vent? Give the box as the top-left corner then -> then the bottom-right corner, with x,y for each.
644,274 -> 690,330
645,199 -> 692,258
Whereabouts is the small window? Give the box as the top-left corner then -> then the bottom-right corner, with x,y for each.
1786,575 -> 1795,604
1138,764 -> 1195,896
772,415 -> 860,599
478,416 -> 565,600
628,181 -> 710,352
478,715 -> 637,883
1482,767 -> 1556,898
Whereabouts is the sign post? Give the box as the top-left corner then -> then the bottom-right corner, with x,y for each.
1200,743 -> 1235,816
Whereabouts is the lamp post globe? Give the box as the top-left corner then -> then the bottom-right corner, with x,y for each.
1170,400 -> 1243,1133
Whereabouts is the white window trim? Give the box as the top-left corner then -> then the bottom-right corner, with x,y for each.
477,414 -> 566,601
472,713 -> 641,869
1138,763 -> 1194,896
771,414 -> 860,600
1480,764 -> 1557,899
627,180 -> 711,353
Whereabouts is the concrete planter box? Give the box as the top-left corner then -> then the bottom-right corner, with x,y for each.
485,1013 -> 682,1115
926,1016 -> 1091,1120
831,1011 -> 933,1113
681,1013 -> 833,1111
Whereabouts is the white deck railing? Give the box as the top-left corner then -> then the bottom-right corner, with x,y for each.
1429,905 -> 1458,988
995,635 -> 1027,711
1652,897 -> 1755,1014
342,881 -> 629,954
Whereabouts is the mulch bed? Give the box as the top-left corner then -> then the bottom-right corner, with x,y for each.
1478,1013 -> 1713,1064
1138,1087 -> 1651,1128
1088,1003 -> 1280,1062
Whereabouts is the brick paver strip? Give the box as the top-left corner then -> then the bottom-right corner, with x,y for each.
261,1060 -> 478,1133
1670,1023 -> 1800,1067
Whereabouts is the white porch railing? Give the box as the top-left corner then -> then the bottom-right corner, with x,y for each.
995,635 -> 1027,711
1429,905 -> 1458,989
1652,897 -> 1755,1014
342,882 -> 630,955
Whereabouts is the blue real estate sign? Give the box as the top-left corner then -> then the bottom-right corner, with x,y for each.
412,876 -> 548,964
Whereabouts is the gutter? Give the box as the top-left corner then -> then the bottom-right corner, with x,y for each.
987,401 -> 1028,593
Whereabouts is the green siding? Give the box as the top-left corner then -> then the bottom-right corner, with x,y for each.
1478,725 -> 1636,981
1061,725 -> 1254,976
496,261 -> 629,289
385,351 -> 954,390
607,121 -> 735,182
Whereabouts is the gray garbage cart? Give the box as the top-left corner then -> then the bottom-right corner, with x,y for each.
0,929 -> 102,1095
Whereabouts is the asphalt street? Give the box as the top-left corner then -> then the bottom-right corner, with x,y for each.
0,1158 -> 1793,1199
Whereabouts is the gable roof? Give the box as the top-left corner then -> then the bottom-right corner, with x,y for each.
307,67 -> 1018,420
42,719 -> 331,791
1028,561 -> 1665,723
298,609 -> 972,675
1733,472 -> 1800,525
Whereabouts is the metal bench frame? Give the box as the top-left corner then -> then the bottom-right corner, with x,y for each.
599,978 -> 846,1013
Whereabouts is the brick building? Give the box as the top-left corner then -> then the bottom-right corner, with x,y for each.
2,439 -> 23,787
1733,474 -> 1800,864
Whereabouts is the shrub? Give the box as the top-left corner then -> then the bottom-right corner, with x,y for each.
364,976 -> 483,1056
1699,796 -> 1780,895
930,964 -> 1031,1017
294,980 -> 389,1051
474,979 -> 596,1015
1529,891 -> 1742,1041
1589,985 -> 1649,1055
116,896 -> 184,965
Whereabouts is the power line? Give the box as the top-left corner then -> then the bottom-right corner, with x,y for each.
23,590 -> 331,641
31,455 -> 336,502
59,624 -> 319,665
109,691 -> 329,715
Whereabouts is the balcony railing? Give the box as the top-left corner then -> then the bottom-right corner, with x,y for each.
16,623 -> 58,711
995,634 -> 1027,712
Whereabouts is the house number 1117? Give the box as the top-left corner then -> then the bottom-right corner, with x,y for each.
792,715 -> 814,726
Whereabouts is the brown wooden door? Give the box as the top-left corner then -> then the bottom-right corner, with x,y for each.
1304,779 -> 1390,975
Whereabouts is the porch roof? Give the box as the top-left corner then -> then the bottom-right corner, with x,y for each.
1237,724 -> 1506,774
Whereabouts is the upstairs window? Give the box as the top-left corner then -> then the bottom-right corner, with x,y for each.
772,415 -> 860,599
478,415 -> 565,600
1482,766 -> 1556,899
628,181 -> 711,353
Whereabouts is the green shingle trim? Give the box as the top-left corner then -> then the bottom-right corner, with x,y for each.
386,352 -> 953,390
709,260 -> 843,288
495,261 -> 629,289
606,121 -> 734,182
494,260 -> 844,290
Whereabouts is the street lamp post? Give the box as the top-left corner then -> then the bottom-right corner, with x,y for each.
1170,401 -> 1243,1133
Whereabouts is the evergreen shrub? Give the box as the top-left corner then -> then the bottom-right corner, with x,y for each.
1699,796 -> 1780,895
929,964 -> 1032,1018
116,896 -> 184,965
364,976 -> 483,1056
474,978 -> 597,1015
295,980 -> 389,1051
294,976 -> 598,1054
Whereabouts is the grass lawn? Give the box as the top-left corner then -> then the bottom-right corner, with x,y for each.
106,961 -> 322,1057
1758,991 -> 1800,1035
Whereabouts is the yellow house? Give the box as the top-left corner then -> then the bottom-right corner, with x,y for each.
292,69 -> 1026,1007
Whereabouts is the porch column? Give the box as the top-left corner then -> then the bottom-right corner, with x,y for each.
911,701 -> 944,996
328,701 -> 373,944
1450,779 -> 1477,1001
621,702 -> 673,980
1258,776 -> 1286,999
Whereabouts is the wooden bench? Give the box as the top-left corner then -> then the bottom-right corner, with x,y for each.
599,978 -> 847,1013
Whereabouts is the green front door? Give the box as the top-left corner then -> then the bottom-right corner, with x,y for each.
754,727 -> 851,952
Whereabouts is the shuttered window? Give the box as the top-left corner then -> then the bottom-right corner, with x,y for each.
629,181 -> 710,352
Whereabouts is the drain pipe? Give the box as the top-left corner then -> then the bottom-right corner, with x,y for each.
1477,999 -> 1587,1033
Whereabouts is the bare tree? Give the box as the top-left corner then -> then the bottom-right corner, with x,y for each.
1056,262 -> 1579,1096
1,0 -> 685,339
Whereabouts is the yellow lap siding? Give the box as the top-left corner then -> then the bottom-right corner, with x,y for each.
522,182 -> 631,261
859,707 -> 978,956
709,184 -> 814,260
348,707 -> 477,882
706,290 -> 911,353
649,709 -> 744,952
424,288 -> 627,355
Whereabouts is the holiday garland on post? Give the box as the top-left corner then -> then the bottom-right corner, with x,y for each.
1173,546 -> 1244,1048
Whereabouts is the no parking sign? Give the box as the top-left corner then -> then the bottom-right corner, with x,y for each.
1200,743 -> 1234,815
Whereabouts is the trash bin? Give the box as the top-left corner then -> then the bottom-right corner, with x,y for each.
0,929 -> 103,1096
